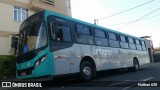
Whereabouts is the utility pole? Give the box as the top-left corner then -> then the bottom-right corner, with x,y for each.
94,19 -> 98,25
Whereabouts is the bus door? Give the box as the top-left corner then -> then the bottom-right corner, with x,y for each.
49,17 -> 74,75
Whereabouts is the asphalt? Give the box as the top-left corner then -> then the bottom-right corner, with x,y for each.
1,62 -> 160,90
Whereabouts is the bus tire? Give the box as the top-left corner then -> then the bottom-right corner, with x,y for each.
80,61 -> 94,81
129,59 -> 139,72
133,59 -> 140,71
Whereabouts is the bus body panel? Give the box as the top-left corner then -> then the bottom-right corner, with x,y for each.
53,44 -> 77,75
16,49 -> 52,79
53,43 -> 150,75
16,10 -> 150,80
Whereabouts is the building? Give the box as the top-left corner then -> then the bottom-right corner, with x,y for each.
0,0 -> 71,55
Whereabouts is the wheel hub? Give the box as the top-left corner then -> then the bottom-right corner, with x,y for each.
135,63 -> 139,70
83,67 -> 91,76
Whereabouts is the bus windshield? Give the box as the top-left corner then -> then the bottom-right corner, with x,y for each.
18,21 -> 47,55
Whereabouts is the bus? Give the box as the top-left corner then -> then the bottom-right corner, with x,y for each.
16,10 -> 150,81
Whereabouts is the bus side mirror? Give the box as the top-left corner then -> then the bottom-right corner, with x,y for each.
50,22 -> 56,39
11,35 -> 19,50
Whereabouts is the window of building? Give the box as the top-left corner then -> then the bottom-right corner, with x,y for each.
66,0 -> 71,8
13,6 -> 28,22
94,29 -> 105,38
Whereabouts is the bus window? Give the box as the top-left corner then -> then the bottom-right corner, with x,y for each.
120,35 -> 126,42
95,29 -> 105,38
141,41 -> 147,51
94,29 -> 108,46
51,24 -> 72,42
128,37 -> 136,50
108,32 -> 120,48
120,35 -> 129,49
128,37 -> 134,44
141,41 -> 145,45
75,24 -> 93,45
109,32 -> 117,40
76,24 -> 90,35
135,39 -> 140,45
135,39 -> 142,50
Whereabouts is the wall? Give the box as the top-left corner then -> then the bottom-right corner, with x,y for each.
0,3 -> 35,55
0,37 -> 10,55
0,0 -> 71,55
0,3 -> 35,34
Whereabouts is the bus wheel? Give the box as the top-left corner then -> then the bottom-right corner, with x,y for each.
129,59 -> 139,72
133,60 -> 139,71
80,61 -> 94,81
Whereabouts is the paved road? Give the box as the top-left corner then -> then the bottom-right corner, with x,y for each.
1,62 -> 160,90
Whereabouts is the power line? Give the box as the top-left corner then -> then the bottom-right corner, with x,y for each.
108,13 -> 160,26
94,0 -> 155,24
118,7 -> 160,29
97,0 -> 155,20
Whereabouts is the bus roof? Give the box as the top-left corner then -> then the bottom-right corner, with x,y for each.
44,10 -> 145,41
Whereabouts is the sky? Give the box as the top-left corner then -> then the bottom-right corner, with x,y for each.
70,0 -> 160,48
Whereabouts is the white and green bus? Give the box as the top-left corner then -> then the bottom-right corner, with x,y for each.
16,10 -> 150,81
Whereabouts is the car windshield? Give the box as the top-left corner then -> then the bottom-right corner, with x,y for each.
18,21 -> 47,55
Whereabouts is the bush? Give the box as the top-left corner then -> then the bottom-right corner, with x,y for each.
0,55 -> 16,80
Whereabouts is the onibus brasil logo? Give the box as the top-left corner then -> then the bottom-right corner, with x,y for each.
1,82 -> 42,88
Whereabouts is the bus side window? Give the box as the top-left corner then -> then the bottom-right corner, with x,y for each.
76,24 -> 90,35
120,35 -> 129,49
51,24 -> 72,42
108,32 -> 120,48
128,37 -> 136,50
135,39 -> 142,50
75,24 -> 94,44
95,29 -> 105,38
94,29 -> 108,46
141,41 -> 147,51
